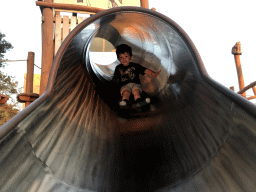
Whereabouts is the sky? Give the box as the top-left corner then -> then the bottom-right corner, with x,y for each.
1,0 -> 256,100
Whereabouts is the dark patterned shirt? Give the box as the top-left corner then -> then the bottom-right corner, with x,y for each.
112,62 -> 147,87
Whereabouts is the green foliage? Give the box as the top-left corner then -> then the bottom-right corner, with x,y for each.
0,31 -> 13,68
0,103 -> 19,126
0,71 -> 19,95
0,31 -> 20,122
0,31 -> 18,96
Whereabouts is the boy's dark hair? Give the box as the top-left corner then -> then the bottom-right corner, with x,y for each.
116,44 -> 132,58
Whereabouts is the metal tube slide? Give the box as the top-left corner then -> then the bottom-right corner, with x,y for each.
1,6 -> 256,192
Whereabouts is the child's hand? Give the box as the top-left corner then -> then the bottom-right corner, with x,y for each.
145,69 -> 161,78
153,70 -> 161,78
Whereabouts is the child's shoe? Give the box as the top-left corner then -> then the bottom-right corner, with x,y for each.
119,99 -> 129,108
136,98 -> 150,108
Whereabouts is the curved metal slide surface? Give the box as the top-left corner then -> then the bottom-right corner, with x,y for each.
1,7 -> 256,192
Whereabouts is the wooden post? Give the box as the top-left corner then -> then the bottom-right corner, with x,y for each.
232,42 -> 246,98
26,52 -> 35,107
253,87 -> 256,96
26,52 -> 34,94
140,0 -> 149,8
17,52 -> 39,107
40,0 -> 54,95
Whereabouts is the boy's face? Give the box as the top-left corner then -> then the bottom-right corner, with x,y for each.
118,52 -> 131,66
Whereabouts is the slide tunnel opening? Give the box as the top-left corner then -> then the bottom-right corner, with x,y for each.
41,8 -> 214,189
89,37 -> 117,81
41,8 -> 209,189
66,10 -> 197,115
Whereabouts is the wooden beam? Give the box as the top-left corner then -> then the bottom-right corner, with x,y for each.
232,42 -> 246,98
253,86 -> 256,96
70,16 -> 77,31
140,0 -> 149,8
0,95 -> 9,104
63,16 -> 70,40
26,52 -> 35,94
17,93 -> 39,103
237,81 -> 256,95
52,17 -> 85,24
40,0 -> 54,95
247,96 -> 256,100
78,16 -> 84,24
55,14 -> 62,55
36,1 -> 105,14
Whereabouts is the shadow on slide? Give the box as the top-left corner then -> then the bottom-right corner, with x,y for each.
1,7 -> 256,192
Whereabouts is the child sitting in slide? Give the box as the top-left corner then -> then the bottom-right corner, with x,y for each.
112,44 -> 160,108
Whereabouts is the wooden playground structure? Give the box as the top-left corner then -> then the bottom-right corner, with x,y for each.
231,42 -> 256,100
16,0 -> 149,107
1,0 -> 256,106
